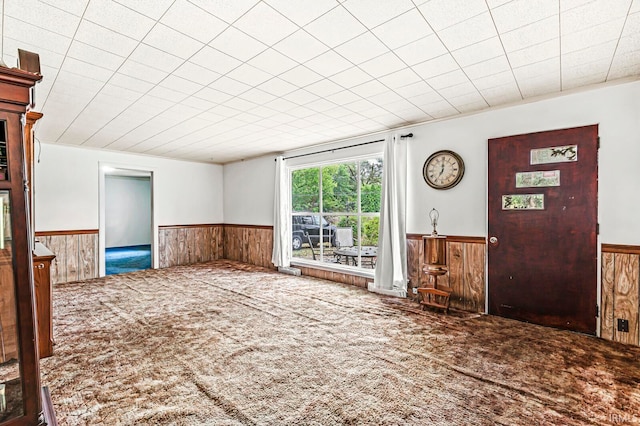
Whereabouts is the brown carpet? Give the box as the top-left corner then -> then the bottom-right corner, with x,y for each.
40,260 -> 640,425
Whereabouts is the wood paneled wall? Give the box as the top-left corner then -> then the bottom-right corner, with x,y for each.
35,230 -> 98,284
407,235 -> 486,313
223,224 -> 275,270
158,225 -> 223,268
601,244 -> 640,346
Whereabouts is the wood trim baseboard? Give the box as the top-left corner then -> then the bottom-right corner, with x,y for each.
602,244 -> 640,255
158,224 -> 223,230
35,229 -> 98,236
407,233 -> 486,244
224,224 -> 274,230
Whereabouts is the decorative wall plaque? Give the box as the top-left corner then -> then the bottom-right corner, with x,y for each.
502,194 -> 544,210
516,170 -> 560,188
530,145 -> 577,164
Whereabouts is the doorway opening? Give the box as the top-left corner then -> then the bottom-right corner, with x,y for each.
104,169 -> 152,275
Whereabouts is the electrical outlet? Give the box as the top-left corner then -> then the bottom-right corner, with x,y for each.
617,318 -> 629,333
412,287 -> 418,294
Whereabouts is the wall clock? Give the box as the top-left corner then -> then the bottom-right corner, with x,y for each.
423,150 -> 465,190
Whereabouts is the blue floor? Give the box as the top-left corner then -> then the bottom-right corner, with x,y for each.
105,244 -> 151,275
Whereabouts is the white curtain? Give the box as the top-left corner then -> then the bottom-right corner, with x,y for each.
271,155 -> 291,268
369,135 -> 407,297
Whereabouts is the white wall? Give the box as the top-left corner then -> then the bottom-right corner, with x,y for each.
105,175 -> 151,248
222,80 -> 640,246
35,144 -> 224,231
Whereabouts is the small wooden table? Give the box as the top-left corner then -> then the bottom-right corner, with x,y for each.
334,246 -> 377,267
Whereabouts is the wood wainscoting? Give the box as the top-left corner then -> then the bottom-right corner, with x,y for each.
158,224 -> 223,268
407,234 -> 486,313
35,230 -> 99,284
223,224 -> 275,270
601,244 -> 640,346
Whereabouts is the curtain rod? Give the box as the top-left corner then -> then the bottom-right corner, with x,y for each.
277,133 -> 413,161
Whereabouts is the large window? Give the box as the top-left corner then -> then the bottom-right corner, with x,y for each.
291,157 -> 383,269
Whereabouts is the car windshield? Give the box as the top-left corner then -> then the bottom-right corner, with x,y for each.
313,216 -> 329,226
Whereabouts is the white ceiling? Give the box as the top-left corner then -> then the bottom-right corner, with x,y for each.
3,0 -> 639,164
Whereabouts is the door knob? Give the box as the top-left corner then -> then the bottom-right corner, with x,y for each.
489,236 -> 499,246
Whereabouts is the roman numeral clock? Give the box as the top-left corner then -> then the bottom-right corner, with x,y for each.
422,150 -> 465,190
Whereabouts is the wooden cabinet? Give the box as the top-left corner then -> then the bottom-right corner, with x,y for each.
33,243 -> 55,358
0,64 -> 56,425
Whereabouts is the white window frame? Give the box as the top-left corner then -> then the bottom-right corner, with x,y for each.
288,152 -> 383,276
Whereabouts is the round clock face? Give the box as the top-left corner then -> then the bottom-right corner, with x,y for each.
423,150 -> 465,190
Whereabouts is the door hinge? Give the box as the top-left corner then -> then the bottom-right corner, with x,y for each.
596,304 -> 600,317
597,136 -> 600,149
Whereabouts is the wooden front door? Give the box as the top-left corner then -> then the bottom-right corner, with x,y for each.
488,125 -> 598,334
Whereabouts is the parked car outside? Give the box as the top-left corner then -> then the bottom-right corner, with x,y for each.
292,215 -> 337,250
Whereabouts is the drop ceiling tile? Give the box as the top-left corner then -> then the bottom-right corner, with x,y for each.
307,98 -> 339,112
422,100 -> 459,118
608,50 -> 640,79
61,57 -> 114,82
237,88 -> 277,105
224,97 -> 259,112
188,0 -> 261,24
180,96 -> 218,111
161,0 -> 229,43
359,52 -> 407,78
395,81 -> 435,99
160,75 -> 204,95
304,79 -> 344,97
439,81 -> 480,99
368,90 -> 404,106
208,76 -> 252,96
562,20 -> 627,53
258,77 -> 298,96
209,26 -> 268,61
632,0 -> 640,14
377,68 -> 422,89
264,0 -> 337,26
350,79 -> 388,97
507,39 -> 559,68
500,16 -> 558,52
326,90 -> 362,105
110,73 -> 156,93
372,8 -> 433,49
227,63 -> 273,86
173,62 -> 221,86
305,6 -> 367,47
265,97 -> 298,112
190,46 -> 242,74
623,11 -> 640,36
4,17 -> 73,55
427,69 -> 469,90
84,0 -> 155,40
129,95 -> 175,115
452,37 -> 504,67
439,12 -> 497,51
463,55 -> 511,79
147,85 -> 189,102
304,49 -> 353,77
248,49 -> 298,76
143,24 -> 205,59
101,83 -> 143,102
512,57 -> 560,80
247,105 -> 278,119
273,29 -> 329,63
234,2 -> 298,45
283,89 -> 318,105
330,67 -> 373,88
412,54 -> 459,80
394,34 -> 448,66
279,65 -> 325,88
6,0 -> 80,38
119,59 -> 169,84
491,0 -> 558,34
67,41 -> 125,70
418,0 -> 488,31
41,0 -> 90,17
563,40 -> 617,69
480,83 -> 522,105
472,70 -> 516,90
342,0 -> 415,29
615,31 -> 640,55
334,31 -> 389,64
486,0 -> 513,8
561,0 -> 630,34
194,86 -> 233,104
130,44 -> 184,73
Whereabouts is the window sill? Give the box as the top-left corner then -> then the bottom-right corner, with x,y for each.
290,259 -> 375,280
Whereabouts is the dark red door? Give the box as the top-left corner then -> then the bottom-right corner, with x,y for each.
488,125 -> 598,334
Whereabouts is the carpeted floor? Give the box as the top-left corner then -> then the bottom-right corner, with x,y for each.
40,260 -> 640,425
105,245 -> 152,275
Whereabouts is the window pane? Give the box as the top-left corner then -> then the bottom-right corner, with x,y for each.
322,163 -> 357,213
292,168 -> 319,213
358,216 -> 379,269
360,158 -> 382,213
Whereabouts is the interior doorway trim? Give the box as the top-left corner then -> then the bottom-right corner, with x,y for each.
98,162 -> 157,277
